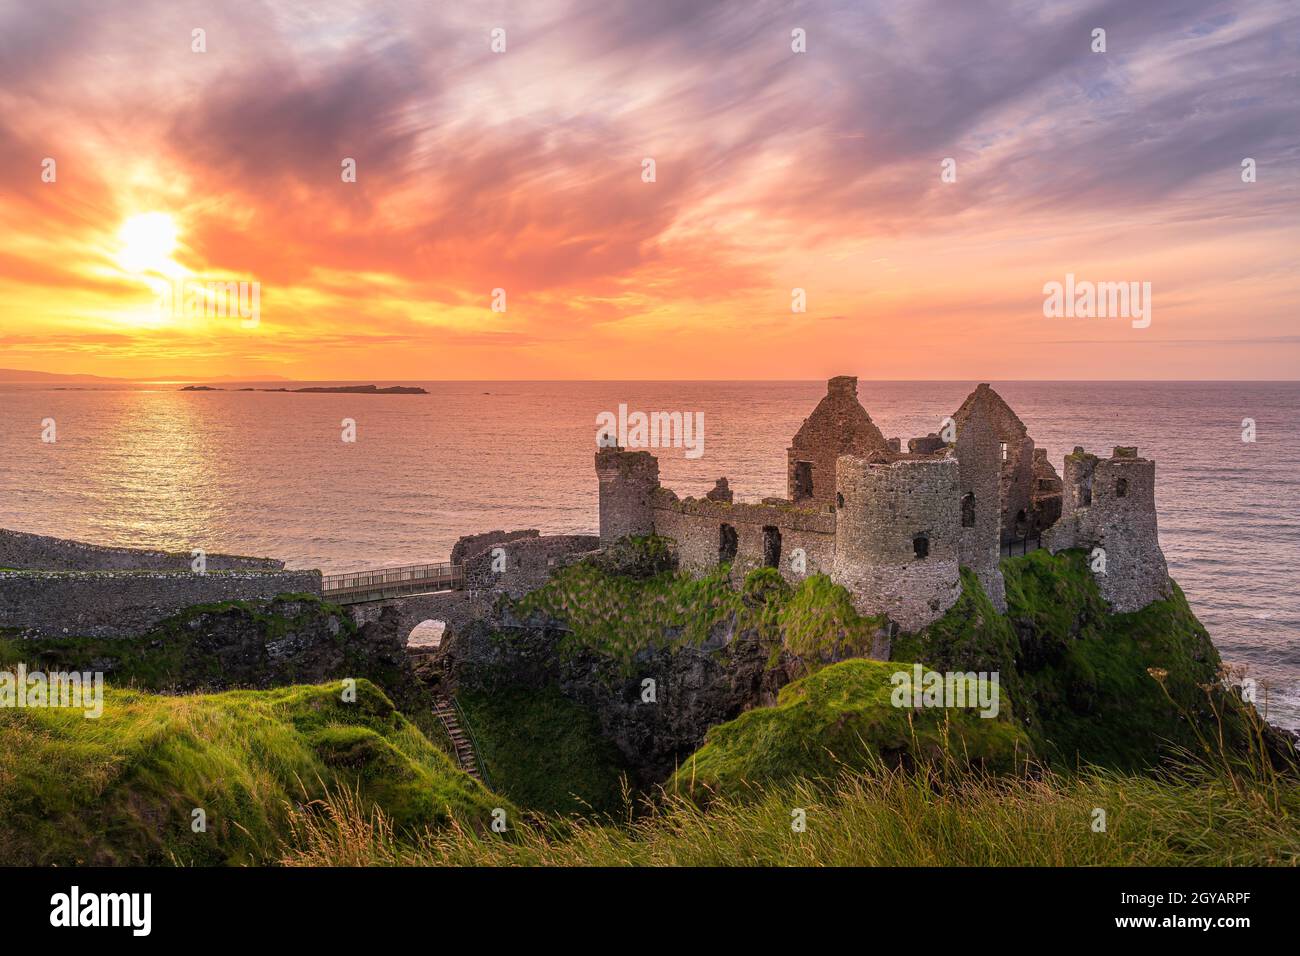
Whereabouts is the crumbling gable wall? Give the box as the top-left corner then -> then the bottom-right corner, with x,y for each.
1044,446 -> 1169,612
952,384 -> 1035,543
787,376 -> 889,507
950,410 -> 1006,610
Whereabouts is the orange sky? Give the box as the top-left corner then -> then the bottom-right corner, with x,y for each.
1,1 -> 1297,381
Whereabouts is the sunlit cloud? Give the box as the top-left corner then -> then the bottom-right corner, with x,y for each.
0,0 -> 1297,380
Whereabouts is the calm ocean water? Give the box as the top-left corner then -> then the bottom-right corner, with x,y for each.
2,380 -> 1297,728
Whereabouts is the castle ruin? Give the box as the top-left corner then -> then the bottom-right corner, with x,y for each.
597,377 -> 1170,631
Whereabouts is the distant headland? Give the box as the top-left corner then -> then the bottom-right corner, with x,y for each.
179,384 -> 428,394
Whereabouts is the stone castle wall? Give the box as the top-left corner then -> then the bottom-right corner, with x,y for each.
1000,434 -> 1035,541
462,533 -> 601,596
592,379 -> 1171,630
596,447 -> 660,545
450,529 -> 540,566
1044,447 -> 1169,612
0,569 -> 322,639
651,489 -> 835,581
952,413 -> 1006,611
0,527 -> 284,572
832,454 -> 962,631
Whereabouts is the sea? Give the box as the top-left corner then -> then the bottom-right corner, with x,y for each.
2,380 -> 1297,729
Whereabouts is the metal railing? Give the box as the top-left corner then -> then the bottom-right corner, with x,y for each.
321,561 -> 463,595
1000,535 -> 1043,557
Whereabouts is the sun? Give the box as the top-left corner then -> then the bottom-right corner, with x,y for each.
116,212 -> 180,275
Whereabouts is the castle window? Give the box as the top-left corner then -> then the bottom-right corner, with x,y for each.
961,493 -> 975,528
718,524 -> 738,566
999,441 -> 1008,461
1014,509 -> 1028,538
913,536 -> 929,560
762,526 -> 782,568
836,492 -> 844,509
1080,478 -> 1092,507
793,461 -> 814,501
1115,477 -> 1128,498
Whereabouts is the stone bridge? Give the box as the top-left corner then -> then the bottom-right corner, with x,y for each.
345,589 -> 484,652
326,533 -> 600,650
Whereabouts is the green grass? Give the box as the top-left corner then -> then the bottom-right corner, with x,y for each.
279,761 -> 1300,867
513,559 -> 883,674
458,686 -> 630,816
670,658 -> 1030,799
0,678 -> 505,865
893,549 -> 1255,770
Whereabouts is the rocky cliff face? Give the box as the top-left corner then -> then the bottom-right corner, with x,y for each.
437,609 -> 789,785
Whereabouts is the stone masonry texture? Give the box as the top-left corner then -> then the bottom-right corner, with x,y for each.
0,527 -> 284,572
596,377 -> 1170,631
0,569 -> 322,639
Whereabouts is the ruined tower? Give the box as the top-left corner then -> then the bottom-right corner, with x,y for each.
949,403 -> 1006,611
831,451 -> 962,631
595,446 -> 660,545
787,376 -> 889,507
1043,446 -> 1169,612
951,384 -> 1036,543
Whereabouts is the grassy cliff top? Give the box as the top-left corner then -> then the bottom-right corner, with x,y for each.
0,678 -> 505,865
670,658 -> 1030,798
513,546 -> 884,671
895,548 -> 1249,769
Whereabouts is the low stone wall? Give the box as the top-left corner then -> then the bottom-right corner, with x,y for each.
450,529 -> 540,567
651,490 -> 835,581
0,528 -> 283,572
462,533 -> 601,597
0,569 -> 322,639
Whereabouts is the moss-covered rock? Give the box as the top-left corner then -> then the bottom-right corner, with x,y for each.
670,658 -> 1031,798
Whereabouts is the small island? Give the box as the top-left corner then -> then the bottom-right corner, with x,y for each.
180,384 -> 428,394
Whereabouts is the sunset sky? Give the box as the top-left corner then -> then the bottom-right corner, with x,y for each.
0,0 -> 1296,381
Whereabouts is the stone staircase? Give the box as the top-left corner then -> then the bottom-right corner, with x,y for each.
432,694 -> 482,781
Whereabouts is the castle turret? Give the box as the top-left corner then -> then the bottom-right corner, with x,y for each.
832,452 -> 962,631
596,446 -> 660,545
1044,446 -> 1169,612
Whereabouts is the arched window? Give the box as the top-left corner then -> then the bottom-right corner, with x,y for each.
1115,477 -> 1128,498
913,536 -> 930,559
961,493 -> 976,528
836,492 -> 844,509
1014,509 -> 1028,538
